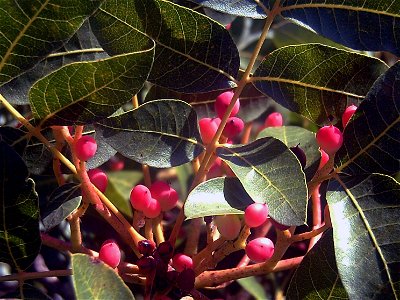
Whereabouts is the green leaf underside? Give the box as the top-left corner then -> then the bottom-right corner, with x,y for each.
71,254 -> 134,300
287,229 -> 349,299
191,0 -> 268,18
237,277 -> 269,300
29,46 -> 155,126
336,62 -> 400,176
0,142 -> 40,271
91,0 -> 239,93
257,126 -> 320,182
95,100 -> 203,168
253,44 -> 388,125
216,137 -> 308,226
185,177 -> 253,219
0,0 -> 102,86
327,174 -> 400,299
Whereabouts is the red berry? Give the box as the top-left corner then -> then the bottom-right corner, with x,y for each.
318,149 -> 330,170
177,268 -> 196,292
75,136 -> 97,161
137,256 -> 156,276
108,156 -> 124,171
150,181 -> 179,211
225,23 -> 232,30
143,198 -> 161,218
290,145 -> 307,169
199,117 -> 220,144
214,90 -> 240,119
316,125 -> 343,154
222,117 -> 244,138
138,239 -> 156,256
215,215 -> 241,240
172,253 -> 193,272
130,185 -> 152,211
342,104 -> 357,128
245,237 -> 274,263
98,239 -> 121,268
264,112 -> 283,128
269,217 -> 290,231
244,203 -> 269,228
87,168 -> 108,193
157,241 -> 174,262
207,157 -> 223,179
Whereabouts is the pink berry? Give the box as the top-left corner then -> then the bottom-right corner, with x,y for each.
108,156 -> 124,171
172,253 -> 193,272
225,23 -> 232,30
130,185 -> 152,211
269,217 -> 290,231
264,112 -> 283,128
316,125 -> 343,154
244,203 -> 269,228
215,215 -> 241,240
199,117 -> 220,144
207,157 -> 223,179
342,104 -> 357,128
143,198 -> 161,218
245,237 -> 274,263
150,181 -> 179,211
87,168 -> 108,193
75,136 -> 97,161
214,90 -> 240,119
318,149 -> 330,170
99,239 -> 121,268
222,117 -> 244,138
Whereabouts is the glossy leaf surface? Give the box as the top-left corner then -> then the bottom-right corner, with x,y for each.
72,254 -> 134,300
190,0 -> 268,18
327,174 -> 400,299
0,142 -> 40,271
185,177 -> 253,219
336,62 -> 400,176
253,44 -> 388,125
95,100 -> 203,168
217,137 -> 307,226
91,0 -> 239,93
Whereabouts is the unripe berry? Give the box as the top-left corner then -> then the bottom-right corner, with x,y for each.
290,145 -> 306,169
245,237 -> 274,263
137,256 -> 156,276
222,117 -> 244,138
316,125 -> 343,154
215,214 -> 241,240
172,253 -> 193,272
130,185 -> 152,211
318,149 -> 330,170
199,117 -> 221,144
75,136 -> 97,161
244,203 -> 269,228
150,181 -> 179,211
98,239 -> 121,268
138,239 -> 156,256
143,198 -> 161,218
342,104 -> 357,128
214,90 -> 240,119
87,168 -> 108,193
264,112 -> 283,128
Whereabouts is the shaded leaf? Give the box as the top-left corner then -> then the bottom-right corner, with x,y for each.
287,229 -> 349,299
95,100 -> 203,168
336,62 -> 400,176
191,0 -> 268,18
71,253 -> 134,300
216,137 -> 308,226
41,183 -> 82,232
91,0 -> 239,93
0,0 -> 102,86
185,177 -> 253,219
327,174 -> 400,299
257,126 -> 320,182
252,44 -> 388,125
87,128 -> 117,170
0,142 -> 41,271
237,277 -> 269,300
3,283 -> 53,300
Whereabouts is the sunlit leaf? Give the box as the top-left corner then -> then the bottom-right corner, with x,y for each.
185,177 -> 253,219
72,253 -> 134,300
216,137 -> 308,226
95,100 -> 203,168
327,174 -> 400,299
190,0 -> 269,18
252,44 -> 388,125
336,62 -> 400,176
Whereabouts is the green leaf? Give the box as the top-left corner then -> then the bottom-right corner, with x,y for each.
71,253 -> 135,300
0,142 -> 41,271
105,171 -> 143,218
185,177 -> 253,219
286,229 -> 349,299
91,0 -> 239,93
0,0 -> 102,86
3,283 -> 53,300
252,44 -> 388,125
327,174 -> 400,299
29,43 -> 155,126
216,137 -> 308,226
257,126 -> 320,182
336,62 -> 400,176
237,277 -> 269,300
42,183 -> 82,232
95,99 -> 203,168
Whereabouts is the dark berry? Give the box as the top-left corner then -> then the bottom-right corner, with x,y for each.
138,239 -> 156,256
